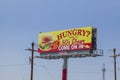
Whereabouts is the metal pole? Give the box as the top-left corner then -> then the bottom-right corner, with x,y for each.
26,42 -> 37,80
113,48 -> 117,80
102,63 -> 106,80
30,42 -> 34,80
62,57 -> 67,80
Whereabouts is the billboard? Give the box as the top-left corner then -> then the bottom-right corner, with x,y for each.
38,26 -> 96,53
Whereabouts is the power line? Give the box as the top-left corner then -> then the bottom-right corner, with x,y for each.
0,64 -> 29,67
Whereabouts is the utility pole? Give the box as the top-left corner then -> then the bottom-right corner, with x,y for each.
26,42 -> 37,80
110,48 -> 120,80
102,63 -> 106,80
113,49 -> 117,80
109,48 -> 117,80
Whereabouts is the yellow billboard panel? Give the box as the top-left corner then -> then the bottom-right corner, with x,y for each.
38,27 -> 92,53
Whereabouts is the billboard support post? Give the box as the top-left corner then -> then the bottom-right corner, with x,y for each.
62,57 -> 67,80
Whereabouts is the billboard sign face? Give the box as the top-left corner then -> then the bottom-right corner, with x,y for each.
38,26 -> 96,53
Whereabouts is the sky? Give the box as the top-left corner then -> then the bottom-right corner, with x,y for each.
0,0 -> 120,80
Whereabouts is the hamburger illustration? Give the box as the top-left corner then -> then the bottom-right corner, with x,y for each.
39,34 -> 54,51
